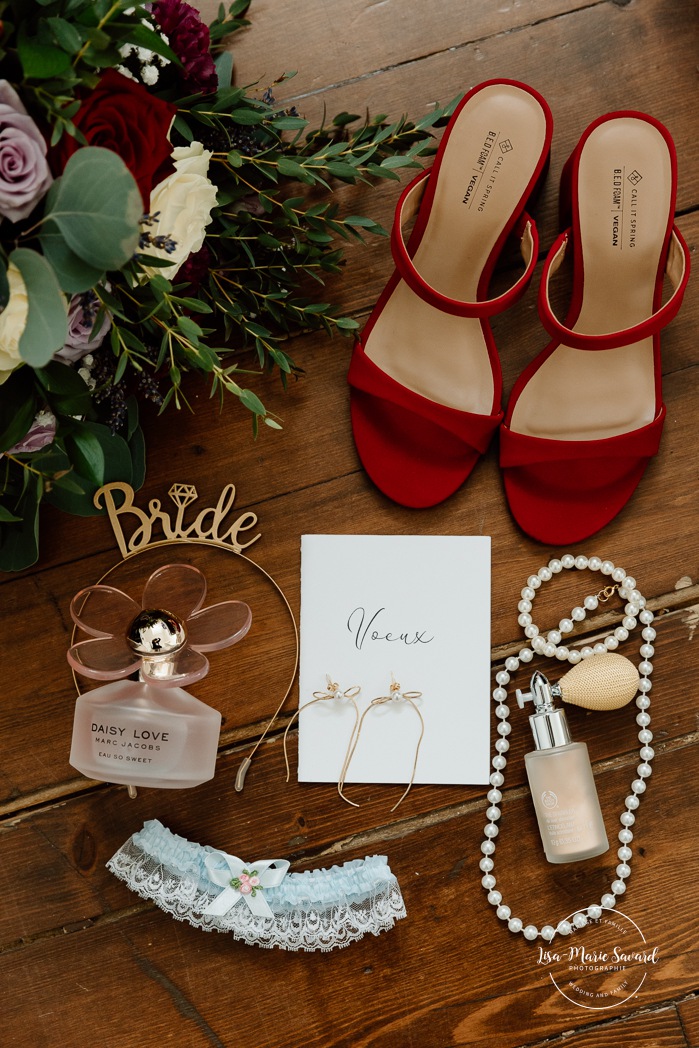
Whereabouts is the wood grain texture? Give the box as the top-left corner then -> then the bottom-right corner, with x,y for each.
679,995 -> 699,1047
1,0 -> 698,1045
1,739 -> 697,1048
526,1008 -> 689,1048
5,208 -> 697,581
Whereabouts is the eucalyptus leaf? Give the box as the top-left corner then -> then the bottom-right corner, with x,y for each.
65,425 -> 106,486
239,388 -> 266,415
344,215 -> 378,228
128,423 -> 146,490
231,108 -> 266,125
10,248 -> 68,366
172,113 -> 193,142
47,16 -> 83,53
0,368 -> 38,453
18,27 -> 72,78
47,421 -> 134,516
39,216 -> 106,293
0,474 -> 42,572
214,50 -> 233,89
36,361 -> 93,416
277,157 -> 307,178
45,147 -> 141,270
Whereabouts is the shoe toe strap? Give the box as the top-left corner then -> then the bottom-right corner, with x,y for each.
500,407 -> 665,467
349,343 -> 503,454
390,167 -> 539,319
539,225 -> 690,350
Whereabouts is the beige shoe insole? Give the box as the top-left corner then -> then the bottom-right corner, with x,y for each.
510,118 -> 672,441
365,83 -> 549,414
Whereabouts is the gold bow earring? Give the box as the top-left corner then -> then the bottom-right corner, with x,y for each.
338,674 -> 424,812
283,675 -> 361,798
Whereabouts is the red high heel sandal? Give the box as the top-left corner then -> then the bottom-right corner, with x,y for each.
348,79 -> 553,508
500,110 -> 690,544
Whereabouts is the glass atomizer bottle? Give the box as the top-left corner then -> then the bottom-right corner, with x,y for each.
67,563 -> 252,790
516,669 -> 609,863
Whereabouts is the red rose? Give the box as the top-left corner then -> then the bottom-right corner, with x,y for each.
51,70 -> 177,208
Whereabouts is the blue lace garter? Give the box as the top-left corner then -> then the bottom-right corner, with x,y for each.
107,819 -> 406,952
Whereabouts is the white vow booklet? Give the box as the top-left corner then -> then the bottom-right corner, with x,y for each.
298,535 -> 491,785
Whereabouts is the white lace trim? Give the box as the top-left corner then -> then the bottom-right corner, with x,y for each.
107,839 -> 406,952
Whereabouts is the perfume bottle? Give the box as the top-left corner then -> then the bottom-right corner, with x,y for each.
516,669 -> 609,864
68,564 -> 252,789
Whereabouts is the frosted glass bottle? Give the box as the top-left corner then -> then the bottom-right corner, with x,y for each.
517,670 -> 609,864
70,679 -> 221,789
67,563 -> 252,791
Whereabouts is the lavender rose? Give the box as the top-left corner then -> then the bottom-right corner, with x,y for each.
54,290 -> 112,363
7,409 -> 57,454
0,81 -> 53,223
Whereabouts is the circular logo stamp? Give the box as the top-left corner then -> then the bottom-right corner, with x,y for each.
541,790 -> 558,809
535,907 -> 660,1009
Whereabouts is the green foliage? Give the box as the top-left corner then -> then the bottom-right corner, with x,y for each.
11,248 -> 68,366
44,147 -> 142,270
0,0 -> 456,569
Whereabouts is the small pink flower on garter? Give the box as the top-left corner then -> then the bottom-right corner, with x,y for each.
230,869 -> 261,897
67,563 -> 252,687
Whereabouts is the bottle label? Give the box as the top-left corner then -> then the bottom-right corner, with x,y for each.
91,721 -> 174,765
539,797 -> 592,848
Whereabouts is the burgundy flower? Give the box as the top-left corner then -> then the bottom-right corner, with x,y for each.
153,0 -> 218,95
51,70 -> 177,209
177,243 -> 212,291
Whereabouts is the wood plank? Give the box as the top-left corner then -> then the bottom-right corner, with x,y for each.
678,995 -> 699,1047
4,205 -> 699,583
0,598 -> 694,941
198,0 -> 597,98
208,0 -> 699,329
2,1 -> 699,1043
2,355 -> 699,804
2,448 -> 699,806
526,1009 -> 689,1048
1,740 -> 697,1048
216,0 -> 699,218
6,200 -> 697,578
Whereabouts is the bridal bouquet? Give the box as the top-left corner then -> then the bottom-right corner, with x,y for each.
0,0 -> 455,570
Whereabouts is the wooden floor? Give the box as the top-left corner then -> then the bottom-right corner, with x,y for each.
2,1 -> 699,1045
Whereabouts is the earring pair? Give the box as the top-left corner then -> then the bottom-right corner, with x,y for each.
284,673 -> 423,812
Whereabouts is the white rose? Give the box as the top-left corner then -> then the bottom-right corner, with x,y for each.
0,262 -> 28,384
170,142 -> 212,177
143,142 -> 218,279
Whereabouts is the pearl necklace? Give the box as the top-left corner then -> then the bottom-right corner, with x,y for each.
480,554 -> 655,942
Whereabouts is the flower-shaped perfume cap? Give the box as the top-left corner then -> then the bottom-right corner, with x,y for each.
68,563 -> 252,687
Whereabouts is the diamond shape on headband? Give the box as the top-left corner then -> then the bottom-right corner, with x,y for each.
169,483 -> 198,509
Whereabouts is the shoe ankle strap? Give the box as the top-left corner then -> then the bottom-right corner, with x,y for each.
538,224 -> 690,350
390,166 -> 540,318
